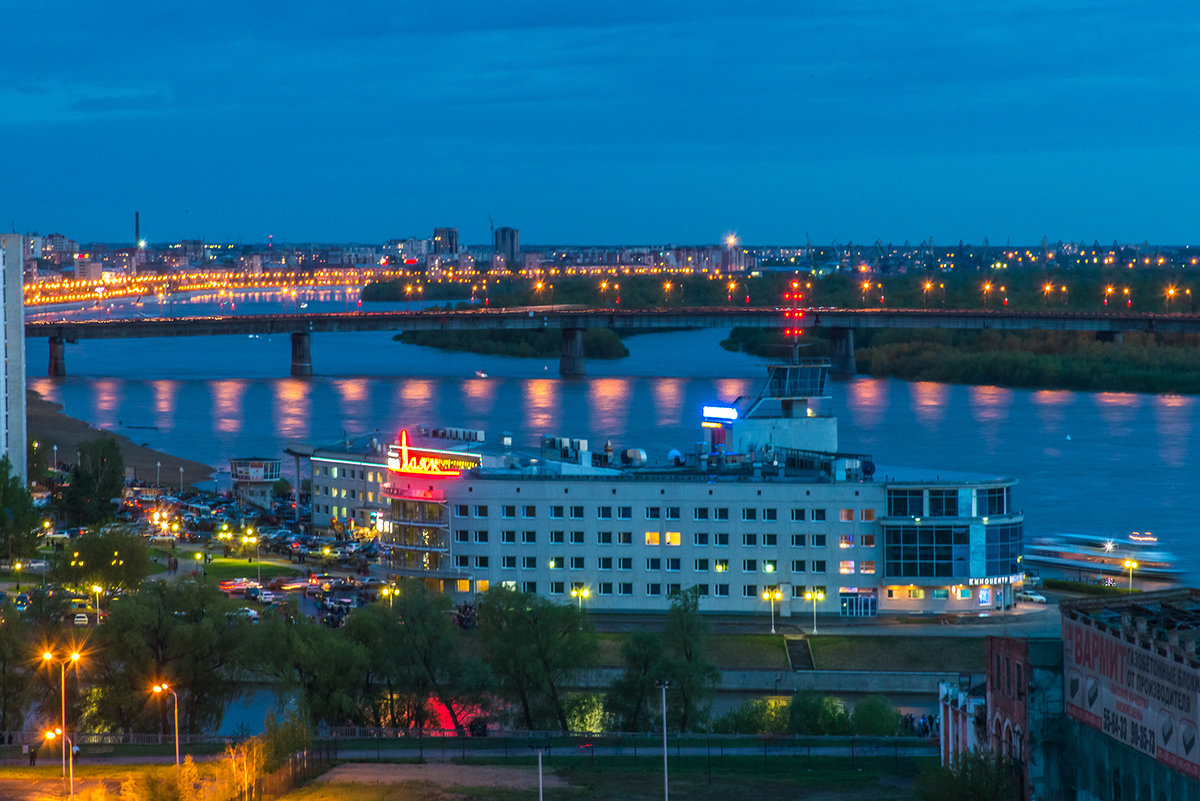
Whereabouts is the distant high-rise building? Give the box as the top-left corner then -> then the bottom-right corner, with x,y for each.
0,236 -> 27,484
432,227 -> 458,255
494,227 -> 519,265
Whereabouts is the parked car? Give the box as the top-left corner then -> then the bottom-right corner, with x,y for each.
73,613 -> 90,626
1015,591 -> 1047,604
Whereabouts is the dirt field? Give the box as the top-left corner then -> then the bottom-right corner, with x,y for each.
316,762 -> 569,790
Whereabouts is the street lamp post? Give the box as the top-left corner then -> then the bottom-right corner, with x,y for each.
1124,559 -> 1138,592
42,650 -> 80,778
179,466 -> 184,493
243,529 -> 260,583
656,679 -> 671,801
761,587 -> 783,634
44,729 -> 73,800
156,461 -> 161,486
570,586 -> 590,610
153,683 -> 180,766
803,590 -> 825,635
92,585 -> 102,625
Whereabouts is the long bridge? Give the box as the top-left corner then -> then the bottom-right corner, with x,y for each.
26,306 -> 1197,378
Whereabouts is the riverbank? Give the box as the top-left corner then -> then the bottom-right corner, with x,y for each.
27,390 -> 215,487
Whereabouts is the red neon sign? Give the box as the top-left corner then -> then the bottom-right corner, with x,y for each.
387,430 -> 481,476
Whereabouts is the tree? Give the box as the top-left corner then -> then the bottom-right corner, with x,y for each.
60,435 -> 124,526
257,612 -> 370,727
660,586 -> 720,731
53,528 -> 149,591
788,692 -> 852,735
0,456 -> 37,562
0,603 -> 36,730
478,586 -> 597,732
852,695 -> 902,735
916,748 -> 1020,801
86,578 -> 251,737
606,630 -> 664,732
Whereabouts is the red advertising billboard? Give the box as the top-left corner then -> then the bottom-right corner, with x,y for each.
1062,616 -> 1200,778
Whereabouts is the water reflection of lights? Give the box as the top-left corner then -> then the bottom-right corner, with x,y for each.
589,378 -> 631,432
29,379 -> 60,405
968,385 -> 1012,423
523,380 -> 560,431
909,382 -> 947,428
1153,395 -> 1194,468
1094,392 -> 1142,435
334,378 -> 369,421
461,378 -> 497,416
651,378 -> 685,426
210,380 -> 247,434
845,378 -> 888,428
1030,390 -> 1073,430
92,380 -> 120,429
274,379 -> 311,439
151,380 -> 179,431
714,379 -> 752,404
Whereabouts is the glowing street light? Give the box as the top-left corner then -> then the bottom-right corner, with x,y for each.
42,650 -> 81,778
44,729 -> 74,800
242,528 -> 260,583
91,585 -> 102,625
152,683 -> 180,766
761,587 -> 783,634
380,586 -> 396,608
1124,559 -> 1138,592
803,590 -> 825,635
570,586 -> 590,610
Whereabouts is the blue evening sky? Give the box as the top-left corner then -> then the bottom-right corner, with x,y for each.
2,1 -> 1198,245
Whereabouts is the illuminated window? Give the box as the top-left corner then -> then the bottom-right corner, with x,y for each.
763,559 -> 777,573
455,579 -> 470,592
958,587 -> 971,600
840,509 -> 854,522
861,561 -> 876,574
860,509 -> 875,522
645,532 -> 661,546
549,556 -> 564,570
839,560 -> 855,574
665,531 -> 681,546
932,589 -> 948,599
907,588 -> 925,599
839,534 -> 854,548
476,580 -> 489,593
330,467 -> 338,479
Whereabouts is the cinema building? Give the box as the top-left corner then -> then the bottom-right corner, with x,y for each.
377,361 -> 1024,618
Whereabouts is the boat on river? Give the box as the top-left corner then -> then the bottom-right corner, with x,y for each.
1022,531 -> 1182,582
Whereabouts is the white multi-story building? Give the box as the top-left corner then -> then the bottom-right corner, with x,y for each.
0,235 -> 26,483
378,362 -> 1024,617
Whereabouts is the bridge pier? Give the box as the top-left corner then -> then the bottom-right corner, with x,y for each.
48,336 -> 66,377
290,332 -> 313,377
828,327 -> 857,378
1096,330 -> 1123,345
559,327 -> 585,378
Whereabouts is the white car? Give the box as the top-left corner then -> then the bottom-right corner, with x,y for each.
1016,591 -> 1047,604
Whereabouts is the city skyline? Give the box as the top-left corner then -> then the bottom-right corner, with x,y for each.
3,2 -> 1198,244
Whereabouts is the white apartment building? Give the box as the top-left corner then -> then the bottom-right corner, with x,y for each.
378,362 -> 1024,617
0,235 -> 27,484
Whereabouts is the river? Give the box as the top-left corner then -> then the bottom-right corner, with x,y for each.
24,289 -> 1200,585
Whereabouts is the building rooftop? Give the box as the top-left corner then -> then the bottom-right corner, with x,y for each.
1061,588 -> 1200,668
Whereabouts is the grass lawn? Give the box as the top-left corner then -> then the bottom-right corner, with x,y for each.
275,755 -> 929,801
197,558 -> 303,582
809,635 -> 986,672
595,633 -> 788,670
